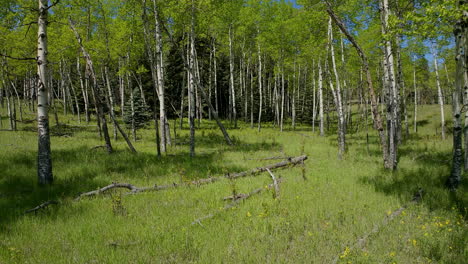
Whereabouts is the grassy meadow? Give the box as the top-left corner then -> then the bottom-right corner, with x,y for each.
0,105 -> 466,263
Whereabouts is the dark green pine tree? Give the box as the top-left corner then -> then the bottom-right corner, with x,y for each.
124,88 -> 151,139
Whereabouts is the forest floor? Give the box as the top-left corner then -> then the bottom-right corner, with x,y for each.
0,105 -> 466,263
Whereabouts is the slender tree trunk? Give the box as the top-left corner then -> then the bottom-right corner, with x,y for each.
189,6 -> 196,157
153,0 -> 168,152
431,44 -> 446,140
312,62 -> 316,132
281,65 -> 285,132
70,19 -> 113,154
229,25 -> 237,128
258,45 -> 263,132
250,60 -> 254,128
328,18 -> 346,158
209,40 -> 213,121
326,2 -> 390,168
449,2 -> 466,189
37,0 -> 53,185
214,41 -> 219,114
318,60 -> 324,137
413,64 -> 418,133
292,62 -> 296,130
380,0 -> 399,169
77,57 -> 89,123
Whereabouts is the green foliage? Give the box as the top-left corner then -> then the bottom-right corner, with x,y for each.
123,88 -> 151,130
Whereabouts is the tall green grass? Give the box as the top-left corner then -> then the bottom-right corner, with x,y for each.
0,105 -> 466,263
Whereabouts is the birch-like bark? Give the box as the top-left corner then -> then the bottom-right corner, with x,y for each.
328,18 -> 346,158
449,2 -> 466,189
431,44 -> 446,140
37,0 -> 53,185
318,60 -> 324,137
381,0 -> 399,169
229,25 -> 237,128
280,64 -> 285,132
77,56 -> 89,123
326,1 -> 390,168
70,19 -> 114,154
153,0 -> 168,152
189,5 -> 196,157
258,43 -> 263,132
250,60 -> 254,128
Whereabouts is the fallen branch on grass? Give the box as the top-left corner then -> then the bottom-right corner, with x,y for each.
266,168 -> 280,199
74,156 -> 307,201
244,156 -> 293,161
191,155 -> 308,186
74,182 -> 179,201
90,145 -> 106,150
192,179 -> 282,226
24,200 -> 59,214
331,189 -> 424,264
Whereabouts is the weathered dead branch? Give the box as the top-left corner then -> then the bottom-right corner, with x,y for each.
74,182 -> 179,201
266,168 -> 280,198
24,200 -> 59,214
245,156 -> 293,161
192,180 -> 281,226
191,155 -> 308,186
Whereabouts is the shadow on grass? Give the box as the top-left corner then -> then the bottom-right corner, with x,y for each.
357,145 -> 467,219
0,132 -> 281,229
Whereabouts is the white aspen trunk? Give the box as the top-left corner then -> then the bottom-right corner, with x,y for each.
280,65 -> 285,132
319,60 -> 324,137
413,64 -> 418,133
214,41 -> 219,114
119,58 -> 125,118
381,0 -> 399,169
328,18 -> 346,158
37,0 -> 53,184
244,54 -> 249,123
77,56 -> 89,123
250,60 -> 254,128
153,0 -> 168,152
208,40 -> 213,121
431,44 -> 446,140
257,44 -> 263,132
229,25 -> 237,128
312,61 -> 317,132
189,5 -> 196,157
103,67 -> 117,140
292,61 -> 296,130
67,70 -> 81,123
449,2 -> 466,189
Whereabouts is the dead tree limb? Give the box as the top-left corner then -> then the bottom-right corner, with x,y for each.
266,168 -> 279,198
245,156 -> 293,161
191,155 -> 308,186
192,180 -> 281,226
74,182 -> 179,201
24,200 -> 59,214
75,156 -> 307,201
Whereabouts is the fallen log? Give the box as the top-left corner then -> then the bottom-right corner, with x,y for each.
24,200 -> 59,214
75,156 -> 308,201
191,155 -> 308,186
245,156 -> 293,161
192,180 -> 282,226
74,182 -> 179,201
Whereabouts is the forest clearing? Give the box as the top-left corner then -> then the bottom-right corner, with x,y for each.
0,0 -> 467,263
